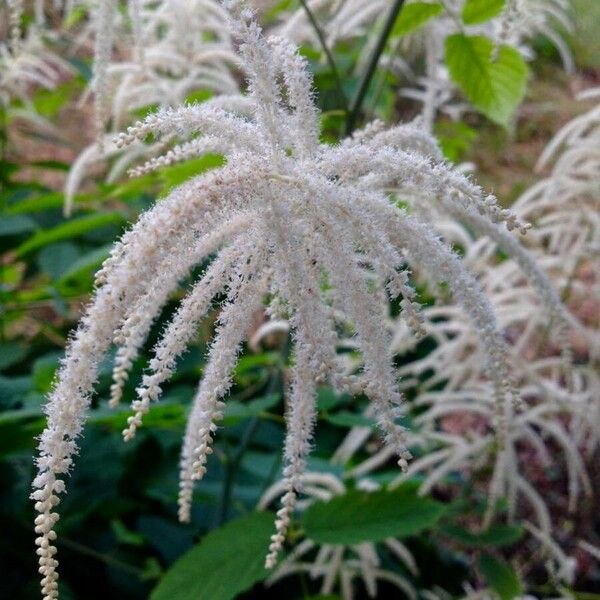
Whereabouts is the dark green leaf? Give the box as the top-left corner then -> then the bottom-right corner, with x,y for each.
0,215 -> 37,237
441,523 -> 523,547
222,393 -> 281,425
150,511 -> 274,600
302,485 -> 447,545
479,553 -> 522,600
37,242 -> 80,280
14,213 -> 125,257
323,410 -> 375,428
0,343 -> 28,371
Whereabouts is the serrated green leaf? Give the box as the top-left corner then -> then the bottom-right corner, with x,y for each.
14,213 -> 125,257
479,553 -> 522,600
462,0 -> 505,24
302,485 -> 447,545
150,512 -> 274,600
392,2 -> 444,37
441,523 -> 523,547
445,34 -> 528,126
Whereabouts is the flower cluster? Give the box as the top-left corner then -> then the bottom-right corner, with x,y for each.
64,0 -> 241,213
29,3 -> 553,598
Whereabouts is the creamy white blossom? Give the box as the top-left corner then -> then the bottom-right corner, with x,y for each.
32,3 -> 547,597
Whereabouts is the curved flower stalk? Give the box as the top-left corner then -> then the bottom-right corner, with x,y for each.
329,97 -> 600,585
516,87 -> 600,316
64,0 -> 241,214
260,472 -> 427,600
0,5 -> 71,112
32,3 -> 534,596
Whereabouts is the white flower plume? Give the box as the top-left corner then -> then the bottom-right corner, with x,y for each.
32,3 -> 542,597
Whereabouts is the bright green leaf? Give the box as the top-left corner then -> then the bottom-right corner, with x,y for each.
302,485 -> 447,545
392,2 -> 444,37
479,553 -> 522,600
445,34 -> 528,126
150,512 -> 274,600
462,0 -> 505,24
159,155 -> 225,195
14,213 -> 125,257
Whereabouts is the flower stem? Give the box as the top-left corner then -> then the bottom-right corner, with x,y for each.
298,0 -> 348,112
345,0 -> 406,135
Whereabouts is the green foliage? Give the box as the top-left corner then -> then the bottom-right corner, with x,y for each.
479,553 -> 523,600
440,523 -> 523,547
301,484 -> 447,545
445,34 -> 529,126
14,213 -> 125,257
391,2 -> 444,37
150,512 -> 274,600
461,0 -> 505,25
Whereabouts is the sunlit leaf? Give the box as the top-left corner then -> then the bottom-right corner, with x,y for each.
462,0 -> 505,24
445,34 -> 528,126
392,2 -> 444,37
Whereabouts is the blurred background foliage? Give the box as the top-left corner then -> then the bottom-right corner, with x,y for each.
1,1 -> 599,599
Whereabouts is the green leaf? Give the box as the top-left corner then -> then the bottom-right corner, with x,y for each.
479,553 -> 522,600
56,245 -> 112,286
317,387 -> 348,411
0,343 -> 28,371
302,485 -> 447,545
441,523 -> 523,547
37,242 -> 80,280
445,34 -> 528,126
323,410 -> 375,428
151,511 -> 274,600
14,213 -> 125,257
222,393 -> 281,425
462,0 -> 505,24
159,155 -> 225,195
0,214 -> 37,237
32,353 -> 62,393
392,2 -> 444,37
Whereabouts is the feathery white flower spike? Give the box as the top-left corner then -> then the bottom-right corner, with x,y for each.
32,3 -> 550,594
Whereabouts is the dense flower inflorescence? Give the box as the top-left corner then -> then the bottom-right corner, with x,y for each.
31,2 -> 570,598
64,0 -> 241,213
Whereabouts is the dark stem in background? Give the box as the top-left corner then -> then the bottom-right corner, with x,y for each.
298,0 -> 348,112
0,105 -> 8,343
345,0 -> 406,135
